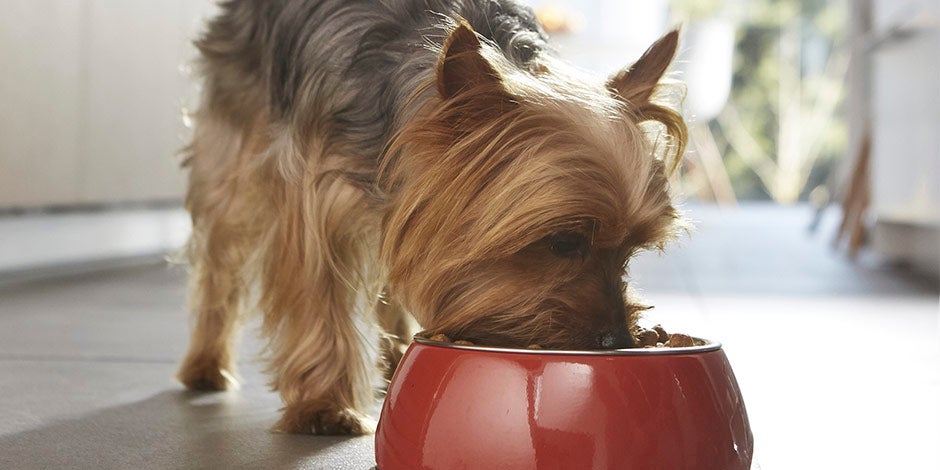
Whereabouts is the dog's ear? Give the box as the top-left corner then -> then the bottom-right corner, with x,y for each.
437,20 -> 503,99
606,29 -> 680,106
607,29 -> 687,172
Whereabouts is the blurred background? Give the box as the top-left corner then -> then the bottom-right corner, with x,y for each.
0,1 -> 937,469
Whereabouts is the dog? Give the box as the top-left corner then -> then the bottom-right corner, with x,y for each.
177,0 -> 687,435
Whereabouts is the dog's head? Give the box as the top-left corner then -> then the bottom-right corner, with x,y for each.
381,22 -> 686,349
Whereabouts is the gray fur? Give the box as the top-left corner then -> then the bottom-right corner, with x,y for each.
197,0 -> 548,183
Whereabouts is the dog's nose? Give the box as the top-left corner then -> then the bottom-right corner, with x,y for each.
597,330 -> 633,349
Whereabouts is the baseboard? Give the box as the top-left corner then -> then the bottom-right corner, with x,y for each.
873,220 -> 940,278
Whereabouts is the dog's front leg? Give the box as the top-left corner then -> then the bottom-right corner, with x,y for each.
270,303 -> 376,436
263,177 -> 377,435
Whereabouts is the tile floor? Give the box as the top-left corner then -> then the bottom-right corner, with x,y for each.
0,203 -> 937,469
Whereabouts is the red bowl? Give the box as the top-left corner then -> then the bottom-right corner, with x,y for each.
375,337 -> 753,470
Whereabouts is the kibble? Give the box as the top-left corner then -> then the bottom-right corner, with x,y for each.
637,329 -> 659,347
652,324 -> 670,343
634,326 -> 702,349
665,333 -> 693,348
427,333 -> 451,343
423,326 -> 704,350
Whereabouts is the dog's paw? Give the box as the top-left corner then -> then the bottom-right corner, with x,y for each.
275,403 -> 376,435
177,357 -> 238,391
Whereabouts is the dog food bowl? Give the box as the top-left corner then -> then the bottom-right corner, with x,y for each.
375,337 -> 753,470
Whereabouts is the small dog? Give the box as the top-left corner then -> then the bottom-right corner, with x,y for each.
177,0 -> 687,435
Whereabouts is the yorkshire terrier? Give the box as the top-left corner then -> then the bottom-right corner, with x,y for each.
177,0 -> 687,435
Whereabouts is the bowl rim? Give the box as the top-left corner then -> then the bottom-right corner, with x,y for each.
412,336 -> 722,356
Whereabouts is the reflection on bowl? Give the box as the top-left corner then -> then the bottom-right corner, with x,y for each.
375,337 -> 753,470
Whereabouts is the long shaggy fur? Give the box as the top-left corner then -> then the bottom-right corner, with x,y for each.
178,0 -> 687,435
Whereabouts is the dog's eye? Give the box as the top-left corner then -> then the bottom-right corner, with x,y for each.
548,231 -> 588,259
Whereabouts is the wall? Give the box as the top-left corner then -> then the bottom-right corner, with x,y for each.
0,0 -> 215,209
871,0 -> 940,226
869,0 -> 939,274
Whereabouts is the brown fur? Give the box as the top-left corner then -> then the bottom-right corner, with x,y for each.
178,10 -> 686,435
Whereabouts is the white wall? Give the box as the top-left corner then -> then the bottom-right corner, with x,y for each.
869,0 -> 939,272
0,0 -> 216,209
871,24 -> 940,225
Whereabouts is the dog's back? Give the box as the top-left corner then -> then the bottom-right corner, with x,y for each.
195,0 -> 547,168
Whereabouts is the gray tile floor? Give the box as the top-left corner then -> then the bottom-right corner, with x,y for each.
1,204 -> 937,469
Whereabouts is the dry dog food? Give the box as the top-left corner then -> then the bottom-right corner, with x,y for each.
426,333 -> 475,346
636,329 -> 660,347
423,326 -> 704,350
635,325 -> 705,348
665,333 -> 694,348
